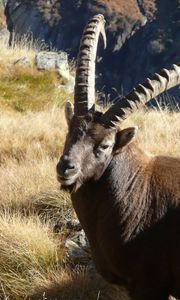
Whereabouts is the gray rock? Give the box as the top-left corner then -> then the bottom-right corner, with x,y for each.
64,239 -> 90,264
71,229 -> 90,251
5,0 -> 179,104
66,219 -> 82,231
36,51 -> 69,76
35,50 -> 75,92
14,56 -> 31,68
62,220 -> 91,265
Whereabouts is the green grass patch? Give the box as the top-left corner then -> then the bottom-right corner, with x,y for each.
0,65 -> 73,112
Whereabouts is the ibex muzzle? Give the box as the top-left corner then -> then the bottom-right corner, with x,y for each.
57,14 -> 180,300
56,155 -> 78,185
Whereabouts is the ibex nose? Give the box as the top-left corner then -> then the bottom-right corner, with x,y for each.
56,156 -> 77,178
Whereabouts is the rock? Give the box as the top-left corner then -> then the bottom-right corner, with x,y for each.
36,51 -> 69,73
66,219 -> 82,231
53,218 -> 81,233
14,56 -> 31,68
70,229 -> 90,251
5,0 -> 179,105
64,238 -> 91,264
60,219 -> 91,265
35,51 -> 73,87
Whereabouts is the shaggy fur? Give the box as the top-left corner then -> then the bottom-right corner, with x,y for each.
57,14 -> 180,300
57,114 -> 180,300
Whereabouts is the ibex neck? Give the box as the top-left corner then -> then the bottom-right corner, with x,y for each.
72,143 -> 152,242
105,143 -> 153,241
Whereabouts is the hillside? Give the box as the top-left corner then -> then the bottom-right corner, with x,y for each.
0,36 -> 179,299
0,34 -> 180,300
3,0 -> 180,104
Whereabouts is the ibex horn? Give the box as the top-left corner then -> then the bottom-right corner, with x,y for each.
74,14 -> 106,116
101,64 -> 180,128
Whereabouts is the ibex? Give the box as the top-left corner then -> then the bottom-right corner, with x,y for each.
56,15 -> 180,300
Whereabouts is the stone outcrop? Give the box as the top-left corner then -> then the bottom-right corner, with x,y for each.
4,0 -> 180,104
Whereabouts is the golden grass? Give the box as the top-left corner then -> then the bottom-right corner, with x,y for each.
124,108 -> 180,156
0,105 -> 179,165
0,104 -> 178,299
0,35 -> 36,66
0,35 -> 179,298
0,106 -> 66,163
0,214 -> 61,299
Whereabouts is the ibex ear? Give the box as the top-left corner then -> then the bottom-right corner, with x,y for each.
65,101 -> 74,126
114,127 -> 138,151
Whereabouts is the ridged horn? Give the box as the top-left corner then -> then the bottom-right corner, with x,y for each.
74,14 -> 106,116
101,64 -> 180,128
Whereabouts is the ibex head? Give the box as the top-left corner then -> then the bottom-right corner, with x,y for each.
56,14 -> 180,191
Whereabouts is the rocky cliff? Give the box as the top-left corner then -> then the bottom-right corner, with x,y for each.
3,0 -> 180,103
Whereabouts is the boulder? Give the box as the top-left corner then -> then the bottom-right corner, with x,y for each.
63,238 -> 91,264
5,0 -> 180,104
36,51 -> 69,75
71,229 -> 90,251
35,51 -> 75,91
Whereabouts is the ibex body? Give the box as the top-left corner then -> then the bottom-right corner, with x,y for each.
57,15 -> 180,300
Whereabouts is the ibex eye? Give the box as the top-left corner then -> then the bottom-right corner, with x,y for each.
100,144 -> 109,150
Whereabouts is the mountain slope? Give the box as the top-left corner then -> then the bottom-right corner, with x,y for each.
4,0 -> 180,103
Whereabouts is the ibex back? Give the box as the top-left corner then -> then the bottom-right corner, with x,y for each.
56,15 -> 180,300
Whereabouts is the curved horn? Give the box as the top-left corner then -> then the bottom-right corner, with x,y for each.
74,14 -> 106,116
101,64 -> 180,128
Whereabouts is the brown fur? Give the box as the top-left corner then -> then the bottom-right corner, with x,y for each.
57,113 -> 180,300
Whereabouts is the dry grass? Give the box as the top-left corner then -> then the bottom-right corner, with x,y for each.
0,104 -> 179,299
0,106 -> 66,163
124,107 -> 180,156
0,30 -> 179,300
0,214 -> 61,299
0,35 -> 36,66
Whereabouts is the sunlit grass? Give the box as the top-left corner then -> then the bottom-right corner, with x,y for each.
0,106 -> 66,164
0,214 -> 61,299
124,108 -> 180,156
0,104 -> 178,299
0,29 -> 179,300
0,36 -> 73,112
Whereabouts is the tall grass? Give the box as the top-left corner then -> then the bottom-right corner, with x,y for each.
0,35 -> 37,66
0,214 -> 60,299
0,103 -> 178,299
0,29 -> 179,300
124,107 -> 180,156
0,106 -> 66,163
